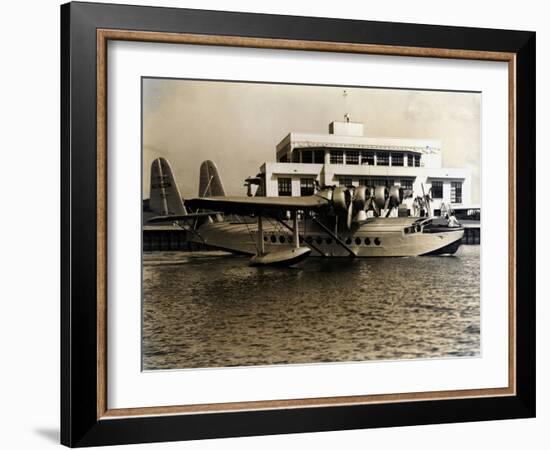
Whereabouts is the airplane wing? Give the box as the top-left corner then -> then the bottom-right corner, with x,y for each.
186,194 -> 330,214
147,211 -> 222,224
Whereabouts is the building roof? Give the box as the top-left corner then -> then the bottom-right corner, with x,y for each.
276,132 -> 441,156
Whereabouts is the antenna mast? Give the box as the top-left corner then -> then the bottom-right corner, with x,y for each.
343,89 -> 350,122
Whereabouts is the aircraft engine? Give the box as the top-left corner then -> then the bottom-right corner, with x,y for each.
330,184 -> 408,222
332,186 -> 355,228
332,186 -> 348,212
387,185 -> 403,209
353,185 -> 369,211
373,186 -> 388,210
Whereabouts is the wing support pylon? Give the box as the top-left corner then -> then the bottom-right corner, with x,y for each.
311,217 -> 357,257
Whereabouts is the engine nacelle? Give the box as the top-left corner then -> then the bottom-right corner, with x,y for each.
353,185 -> 369,211
373,185 -> 388,210
332,186 -> 349,212
387,185 -> 403,209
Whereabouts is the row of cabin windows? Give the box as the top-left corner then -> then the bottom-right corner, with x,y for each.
264,234 -> 382,246
430,181 -> 463,203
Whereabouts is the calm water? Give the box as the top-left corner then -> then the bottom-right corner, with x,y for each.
142,246 -> 480,370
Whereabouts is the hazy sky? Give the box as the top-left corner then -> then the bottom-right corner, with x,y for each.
143,78 -> 480,202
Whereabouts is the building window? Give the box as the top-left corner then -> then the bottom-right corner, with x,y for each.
346,151 -> 359,165
360,177 -> 401,187
431,181 -> 443,199
330,150 -> 344,164
361,151 -> 375,165
339,177 -> 353,187
291,151 -> 300,163
278,178 -> 292,196
313,150 -> 325,164
369,177 -> 394,187
409,153 -> 421,167
400,179 -> 413,190
391,152 -> 404,166
451,181 -> 462,203
301,150 -> 312,163
279,154 -> 288,162
377,152 -> 389,166
300,178 -> 315,196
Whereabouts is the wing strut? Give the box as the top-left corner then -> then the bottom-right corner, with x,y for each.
272,215 -> 326,257
311,217 -> 356,257
257,215 -> 265,254
249,213 -> 311,266
292,214 -> 299,249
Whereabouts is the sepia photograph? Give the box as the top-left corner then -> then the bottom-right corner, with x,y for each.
141,78 -> 481,371
57,2 -> 536,446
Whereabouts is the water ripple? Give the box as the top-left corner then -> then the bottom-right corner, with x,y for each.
142,247 -> 480,370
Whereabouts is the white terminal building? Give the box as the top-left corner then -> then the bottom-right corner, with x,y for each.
259,120 -> 471,216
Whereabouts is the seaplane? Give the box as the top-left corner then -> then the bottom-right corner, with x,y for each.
145,157 -> 464,267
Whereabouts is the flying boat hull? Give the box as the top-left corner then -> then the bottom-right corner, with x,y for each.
189,217 -> 464,258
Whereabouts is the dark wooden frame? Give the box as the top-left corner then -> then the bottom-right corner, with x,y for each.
61,1 -> 536,447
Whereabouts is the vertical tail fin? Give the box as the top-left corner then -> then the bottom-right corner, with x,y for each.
149,157 -> 187,216
199,160 -> 226,197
